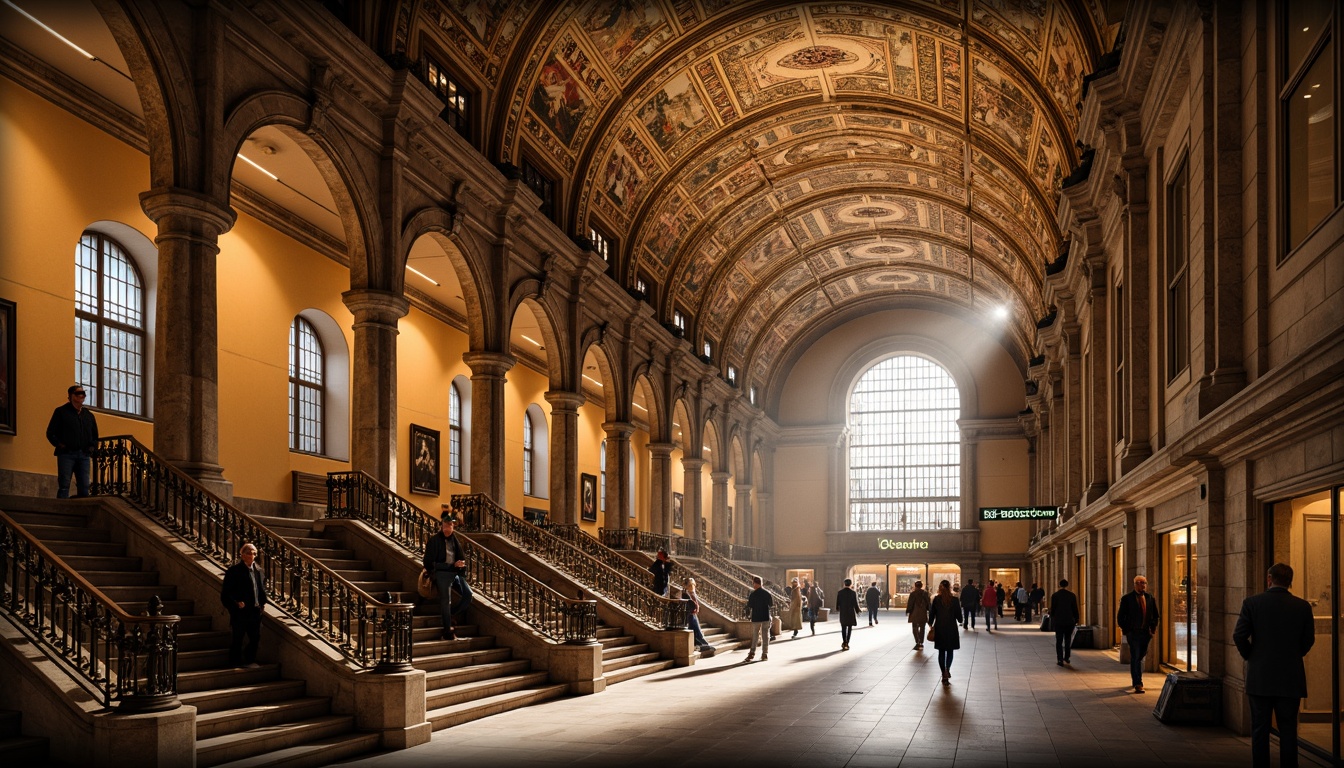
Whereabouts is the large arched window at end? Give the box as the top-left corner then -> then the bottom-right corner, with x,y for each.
449,376 -> 472,483
76,231 -> 148,416
848,355 -> 961,531
289,317 -> 324,454
523,403 -> 549,498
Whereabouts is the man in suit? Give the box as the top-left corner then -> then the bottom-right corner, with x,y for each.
1049,579 -> 1080,666
1116,574 -> 1159,692
1232,563 -> 1315,768
220,542 -> 267,667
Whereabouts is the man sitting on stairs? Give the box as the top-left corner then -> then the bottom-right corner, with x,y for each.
220,543 -> 268,668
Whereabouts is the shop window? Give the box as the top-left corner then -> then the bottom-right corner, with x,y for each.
1161,524 -> 1198,670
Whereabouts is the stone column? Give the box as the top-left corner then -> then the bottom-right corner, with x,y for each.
734,484 -> 753,546
342,289 -> 410,488
960,433 -> 979,532
647,442 -> 675,535
545,391 -> 585,525
1082,271 -> 1110,504
1119,157 -> 1153,473
463,351 -> 514,505
682,457 -> 706,541
603,421 -> 635,531
710,470 -> 731,541
140,189 -> 236,499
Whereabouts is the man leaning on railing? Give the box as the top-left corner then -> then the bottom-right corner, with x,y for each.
423,511 -> 472,640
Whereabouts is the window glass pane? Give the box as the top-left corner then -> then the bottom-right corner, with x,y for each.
73,233 -> 145,415
449,385 -> 462,482
523,413 -> 533,495
1286,40 -> 1336,249
289,317 -> 324,453
1286,1 -> 1334,73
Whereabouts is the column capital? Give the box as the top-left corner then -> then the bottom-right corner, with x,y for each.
734,483 -> 753,493
646,442 -> 677,458
139,187 -> 236,236
710,471 -> 731,483
681,457 -> 707,472
342,288 -> 410,327
544,390 -> 587,412
602,421 -> 637,439
463,351 -> 516,378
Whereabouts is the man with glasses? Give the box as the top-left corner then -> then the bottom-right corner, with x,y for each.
1116,575 -> 1160,693
45,384 -> 99,498
221,543 -> 268,668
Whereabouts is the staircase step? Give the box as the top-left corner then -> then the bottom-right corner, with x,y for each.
178,664 -> 280,693
292,537 -> 343,549
179,629 -> 232,652
207,732 -> 380,768
603,651 -> 661,672
604,658 -> 676,685
425,671 -> 551,710
45,540 -> 125,557
297,546 -> 356,560
313,557 -> 373,571
2,509 -> 89,528
413,635 -> 495,657
18,523 -> 109,542
0,735 -> 48,765
426,684 -> 569,731
595,626 -> 623,639
99,584 -> 178,602
349,580 -> 402,594
330,569 -> 387,582
412,646 -> 513,673
176,615 -> 216,634
180,680 -> 309,714
196,714 -> 355,767
80,569 -> 160,587
195,696 -> 332,740
179,648 -> 232,672
601,643 -> 650,660
423,659 -> 531,690
59,554 -> 142,571
598,634 -> 635,648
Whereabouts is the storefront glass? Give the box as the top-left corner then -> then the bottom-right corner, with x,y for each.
1162,525 -> 1198,670
1111,545 -> 1124,647
930,563 -> 961,592
989,568 -> 1020,590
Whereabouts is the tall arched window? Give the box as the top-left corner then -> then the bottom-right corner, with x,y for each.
848,355 -> 960,531
523,411 -> 535,495
449,382 -> 463,482
289,316 -> 324,454
75,232 -> 146,415
600,439 -> 607,512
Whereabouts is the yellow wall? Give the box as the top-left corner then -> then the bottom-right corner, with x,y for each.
773,445 -> 829,555
0,77 -> 154,476
977,438 -> 1032,553
394,304 -> 472,511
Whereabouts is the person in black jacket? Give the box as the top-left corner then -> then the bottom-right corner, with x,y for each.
1049,579 -> 1080,665
648,548 -> 673,596
220,543 -> 267,667
836,579 -> 860,650
744,576 -> 772,661
864,582 -> 881,626
960,580 -> 981,630
46,384 -> 99,498
1233,563 -> 1316,768
423,512 -> 472,640
1116,574 -> 1160,692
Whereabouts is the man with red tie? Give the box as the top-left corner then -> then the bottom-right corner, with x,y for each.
1116,575 -> 1160,693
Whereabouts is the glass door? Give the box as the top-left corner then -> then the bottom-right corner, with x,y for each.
1162,525 -> 1198,670
1074,554 -> 1087,625
1111,545 -> 1125,646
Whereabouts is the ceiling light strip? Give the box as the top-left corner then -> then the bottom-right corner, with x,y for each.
5,0 -> 133,81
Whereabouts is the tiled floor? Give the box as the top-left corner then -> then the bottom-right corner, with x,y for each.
335,613 -> 1258,767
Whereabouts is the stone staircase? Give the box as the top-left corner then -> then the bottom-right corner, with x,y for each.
596,624 -> 674,683
251,515 -> 568,731
0,710 -> 48,766
2,502 -> 378,768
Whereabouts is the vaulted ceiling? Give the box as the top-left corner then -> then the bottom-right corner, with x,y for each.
407,0 -> 1113,382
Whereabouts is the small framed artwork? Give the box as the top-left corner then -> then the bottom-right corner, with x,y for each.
409,424 -> 440,495
672,492 -> 684,530
580,473 -> 597,522
0,298 -> 13,435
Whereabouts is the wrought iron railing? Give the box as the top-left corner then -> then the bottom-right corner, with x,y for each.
709,540 -> 771,563
454,495 -> 688,630
92,437 -> 413,672
0,510 -> 179,711
326,472 -> 598,644
602,527 -> 786,606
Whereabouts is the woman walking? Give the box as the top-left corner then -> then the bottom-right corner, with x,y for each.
905,580 -> 932,650
681,577 -> 712,652
929,579 -> 963,684
784,577 -> 804,638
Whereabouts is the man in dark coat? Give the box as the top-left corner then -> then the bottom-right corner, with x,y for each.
648,548 -> 673,596
46,384 -> 99,498
836,579 -> 861,650
959,579 -> 981,630
1049,579 -> 1081,665
744,576 -> 773,661
423,512 -> 472,640
864,582 -> 881,626
1116,574 -> 1160,692
220,542 -> 267,667
1233,563 -> 1315,768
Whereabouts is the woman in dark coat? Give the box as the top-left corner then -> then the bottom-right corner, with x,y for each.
929,579 -> 963,684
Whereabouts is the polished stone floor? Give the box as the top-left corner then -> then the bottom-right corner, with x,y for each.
334,612 -> 1262,768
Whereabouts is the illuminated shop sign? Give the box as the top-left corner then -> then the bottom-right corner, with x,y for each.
979,506 -> 1059,521
878,538 -> 930,551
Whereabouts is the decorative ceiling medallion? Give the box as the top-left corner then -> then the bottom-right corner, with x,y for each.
848,241 -> 917,261
837,201 -> 909,224
851,207 -> 890,218
778,45 -> 858,70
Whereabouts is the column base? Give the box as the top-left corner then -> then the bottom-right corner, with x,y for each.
171,461 -> 233,504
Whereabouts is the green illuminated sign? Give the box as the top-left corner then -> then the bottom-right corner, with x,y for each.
979,506 -> 1059,521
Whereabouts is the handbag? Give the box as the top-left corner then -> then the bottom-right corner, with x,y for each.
417,569 -> 439,599
926,624 -> 937,642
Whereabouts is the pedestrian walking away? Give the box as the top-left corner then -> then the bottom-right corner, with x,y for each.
783,577 -> 804,638
981,580 -> 999,631
836,579 -> 860,650
1049,579 -> 1080,665
744,576 -> 773,661
905,580 -> 932,650
1013,582 -> 1029,622
928,579 -> 963,685
1116,574 -> 1159,692
864,581 -> 881,626
1233,563 -> 1315,768
960,579 -> 981,630
805,578 -> 825,635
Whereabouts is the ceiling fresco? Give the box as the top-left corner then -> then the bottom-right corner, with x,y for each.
411,0 -> 1111,385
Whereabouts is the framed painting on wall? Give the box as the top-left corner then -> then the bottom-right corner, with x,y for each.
580,473 -> 597,522
672,492 -> 684,530
0,299 -> 13,435
410,424 -> 440,495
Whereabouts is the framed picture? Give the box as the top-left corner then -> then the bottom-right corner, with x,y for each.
0,299 -> 12,435
672,492 -> 684,530
523,507 -> 548,526
580,473 -> 597,522
409,424 -> 440,495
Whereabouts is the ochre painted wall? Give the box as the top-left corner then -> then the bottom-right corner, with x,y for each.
977,439 -> 1032,553
773,444 -> 829,555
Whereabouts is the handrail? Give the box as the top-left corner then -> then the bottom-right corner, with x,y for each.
453,495 -> 688,631
709,540 -> 771,563
92,437 -> 414,672
326,471 -> 598,644
551,524 -> 768,621
0,510 -> 179,711
603,527 -> 787,605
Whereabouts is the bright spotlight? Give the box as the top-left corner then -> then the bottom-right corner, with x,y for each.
994,305 -> 1009,320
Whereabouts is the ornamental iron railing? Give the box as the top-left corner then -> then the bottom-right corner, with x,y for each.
603,528 -> 787,609
92,437 -> 413,672
708,540 -> 771,563
453,495 -> 687,631
326,472 -> 598,644
0,510 -> 179,711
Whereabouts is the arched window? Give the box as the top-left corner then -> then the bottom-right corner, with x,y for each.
848,355 -> 960,531
449,382 -> 463,482
599,439 -> 607,512
289,316 -> 324,454
75,232 -> 146,415
523,410 -> 535,496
